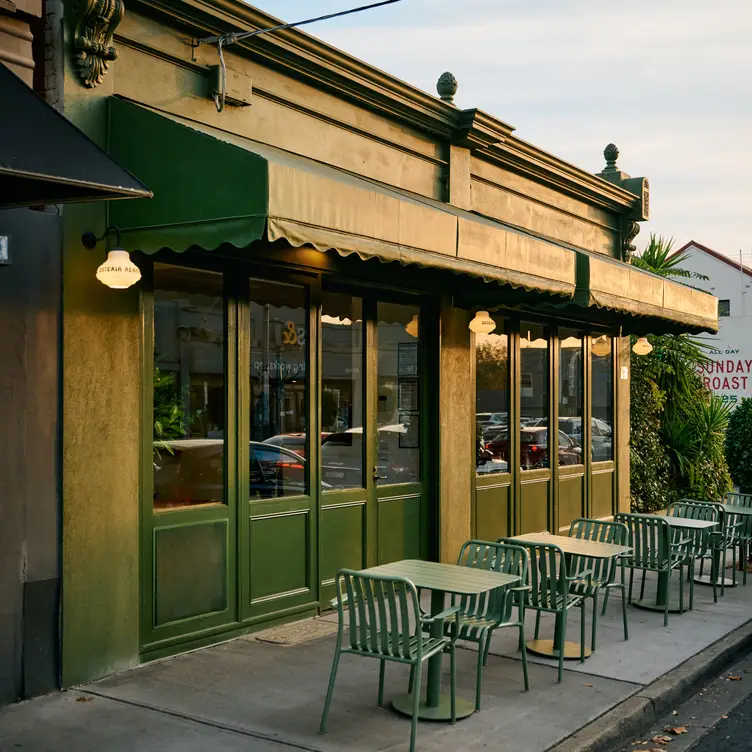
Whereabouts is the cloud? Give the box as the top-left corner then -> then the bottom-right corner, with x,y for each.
251,0 -> 752,256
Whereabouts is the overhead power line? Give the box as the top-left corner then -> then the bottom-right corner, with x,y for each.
196,0 -> 404,112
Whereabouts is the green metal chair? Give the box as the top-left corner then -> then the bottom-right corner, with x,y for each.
667,501 -> 721,607
567,518 -> 630,651
320,569 -> 459,752
725,492 -> 752,585
441,540 -> 530,710
499,537 -> 590,683
614,513 -> 690,626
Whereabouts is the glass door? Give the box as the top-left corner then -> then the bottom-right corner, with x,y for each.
318,293 -> 429,606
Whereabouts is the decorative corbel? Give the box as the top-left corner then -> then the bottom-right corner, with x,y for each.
622,219 -> 640,263
73,0 -> 125,88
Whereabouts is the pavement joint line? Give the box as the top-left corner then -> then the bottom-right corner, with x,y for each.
545,618 -> 752,752
77,688 -> 326,752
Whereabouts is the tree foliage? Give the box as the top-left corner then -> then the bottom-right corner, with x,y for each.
629,235 -> 731,509
726,398 -> 752,493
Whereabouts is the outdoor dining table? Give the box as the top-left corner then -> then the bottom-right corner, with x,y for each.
694,504 -> 752,588
360,559 -> 520,721
633,517 -> 718,612
512,532 -> 632,660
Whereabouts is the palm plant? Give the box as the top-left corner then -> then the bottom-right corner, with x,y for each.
632,234 -> 709,281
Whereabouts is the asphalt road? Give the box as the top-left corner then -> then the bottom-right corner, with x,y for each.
692,692 -> 752,751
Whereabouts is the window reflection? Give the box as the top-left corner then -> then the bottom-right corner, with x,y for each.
520,322 -> 550,470
152,265 -> 225,510
249,280 -> 308,498
377,302 -> 421,485
475,317 -> 509,475
559,329 -> 584,466
591,334 -> 614,462
320,293 -> 364,490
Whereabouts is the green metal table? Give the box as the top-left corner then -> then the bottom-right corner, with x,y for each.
694,504 -> 752,588
512,532 -> 632,660
361,559 -> 519,721
633,517 -> 718,612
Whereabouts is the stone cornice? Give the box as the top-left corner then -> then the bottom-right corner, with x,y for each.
133,0 -> 642,214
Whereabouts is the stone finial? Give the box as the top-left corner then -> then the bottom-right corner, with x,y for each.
603,143 -> 619,170
437,72 -> 458,104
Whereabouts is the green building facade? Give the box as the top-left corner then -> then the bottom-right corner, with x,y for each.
57,0 -> 717,687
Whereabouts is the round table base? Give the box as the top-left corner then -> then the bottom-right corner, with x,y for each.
694,573 -> 736,588
526,639 -> 591,660
392,693 -> 475,721
633,595 -> 688,614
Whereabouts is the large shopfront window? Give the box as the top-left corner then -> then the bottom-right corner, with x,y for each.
320,293 -> 364,490
475,316 -> 509,475
591,334 -> 614,461
152,264 -> 226,510
559,329 -> 584,466
249,279 -> 308,498
377,302 -> 421,486
520,322 -> 550,470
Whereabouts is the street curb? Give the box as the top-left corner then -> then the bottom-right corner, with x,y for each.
547,619 -> 752,752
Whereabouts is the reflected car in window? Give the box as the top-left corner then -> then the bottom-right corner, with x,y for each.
527,417 -> 612,462
484,427 -> 582,470
153,438 -> 309,507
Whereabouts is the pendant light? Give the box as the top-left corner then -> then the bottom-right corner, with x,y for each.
632,337 -> 653,356
468,310 -> 496,335
591,335 -> 611,357
82,226 -> 142,290
405,314 -> 419,338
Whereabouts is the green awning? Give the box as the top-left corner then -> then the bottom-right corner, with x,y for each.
575,250 -> 718,334
107,97 -> 576,298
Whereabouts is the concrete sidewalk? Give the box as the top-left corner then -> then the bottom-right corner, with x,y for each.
2,571 -> 752,752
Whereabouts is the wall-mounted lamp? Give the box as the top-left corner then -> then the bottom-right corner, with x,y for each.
82,226 -> 141,289
591,335 -> 611,357
632,337 -> 653,356
468,310 -> 496,335
405,314 -> 419,338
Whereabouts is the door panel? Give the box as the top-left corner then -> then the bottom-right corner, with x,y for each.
591,464 -> 615,518
319,500 -> 367,602
558,471 -> 585,531
520,474 -> 550,533
475,480 -> 511,541
377,491 -> 423,564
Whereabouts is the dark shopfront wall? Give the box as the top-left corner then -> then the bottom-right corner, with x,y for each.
0,208 -> 61,703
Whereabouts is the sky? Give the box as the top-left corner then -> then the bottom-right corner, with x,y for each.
250,1 -> 752,261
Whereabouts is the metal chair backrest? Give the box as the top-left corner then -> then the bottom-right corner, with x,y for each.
335,569 -> 420,660
726,492 -> 752,507
668,501 -> 720,557
568,518 -> 629,583
456,540 -> 528,624
614,513 -> 671,570
499,538 -> 567,610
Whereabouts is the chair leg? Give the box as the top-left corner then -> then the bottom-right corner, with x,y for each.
732,545 -> 738,587
475,636 -> 485,712
534,610 -> 541,640
620,582 -> 629,641
378,659 -> 386,707
319,644 -> 342,735
409,661 -> 422,752
580,601 -> 586,663
482,632 -> 493,668
628,566 -> 635,605
721,547 -> 728,597
689,560 -> 695,611
679,564 -> 685,615
450,646 -> 457,724
558,609 -> 568,683
520,618 -> 530,691
711,548 -> 718,604
639,569 -> 647,600
591,593 -> 598,653
744,543 -> 748,586
408,665 -> 416,695
663,571 -> 670,628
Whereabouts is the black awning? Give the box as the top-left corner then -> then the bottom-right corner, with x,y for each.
0,63 -> 151,208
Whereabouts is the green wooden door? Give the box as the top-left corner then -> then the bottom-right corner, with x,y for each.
318,293 -> 429,606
